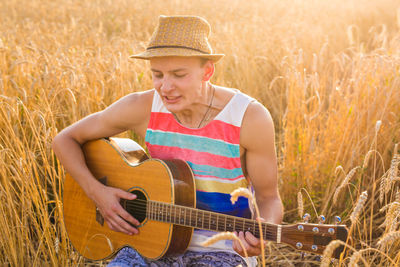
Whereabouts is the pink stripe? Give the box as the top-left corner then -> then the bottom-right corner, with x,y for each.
194,174 -> 246,181
148,112 -> 240,144
146,144 -> 242,170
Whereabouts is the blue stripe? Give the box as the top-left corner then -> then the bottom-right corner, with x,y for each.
196,191 -> 251,218
146,130 -> 239,158
187,161 -> 243,180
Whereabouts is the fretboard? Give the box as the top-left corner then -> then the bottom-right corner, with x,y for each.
145,200 -> 278,241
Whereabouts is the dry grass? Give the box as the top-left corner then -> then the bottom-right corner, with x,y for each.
1,0 -> 400,265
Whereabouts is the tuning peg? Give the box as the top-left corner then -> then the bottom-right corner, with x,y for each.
318,215 -> 326,224
303,213 -> 311,223
301,252 -> 307,259
334,216 -> 342,225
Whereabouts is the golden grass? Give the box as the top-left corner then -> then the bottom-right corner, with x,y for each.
1,0 -> 400,265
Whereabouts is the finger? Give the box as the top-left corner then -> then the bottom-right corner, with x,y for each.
111,215 -> 139,235
238,231 -> 250,252
245,231 -> 260,247
118,205 -> 140,226
117,189 -> 137,200
240,231 -> 261,256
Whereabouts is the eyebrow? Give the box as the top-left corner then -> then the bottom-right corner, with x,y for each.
150,68 -> 187,73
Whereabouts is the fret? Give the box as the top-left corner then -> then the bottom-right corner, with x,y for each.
242,218 -> 245,233
203,211 -> 210,230
174,206 -> 177,223
148,201 -> 152,220
215,213 -> 219,231
161,203 -> 165,222
189,208 -> 192,227
167,204 -> 171,223
202,210 -> 205,229
226,216 -> 234,232
154,202 -> 158,221
185,207 -> 189,226
164,203 -> 168,222
253,220 -> 256,237
210,212 -> 217,231
152,202 -> 156,221
224,215 -> 227,232
157,202 -> 161,221
218,214 -> 224,232
195,209 -> 200,228
159,202 -> 163,222
233,217 -> 236,233
196,209 -> 200,228
181,208 -> 185,225
245,219 -> 252,233
163,203 -> 167,222
177,206 -> 180,224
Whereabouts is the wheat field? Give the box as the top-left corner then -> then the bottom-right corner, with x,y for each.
1,0 -> 400,265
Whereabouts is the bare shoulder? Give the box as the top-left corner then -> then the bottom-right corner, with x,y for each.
240,101 -> 275,151
213,85 -> 236,109
99,89 -> 154,135
59,89 -> 155,144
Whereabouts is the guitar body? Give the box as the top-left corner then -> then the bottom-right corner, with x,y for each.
63,138 -> 196,261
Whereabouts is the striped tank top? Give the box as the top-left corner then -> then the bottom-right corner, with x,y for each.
145,86 -> 257,263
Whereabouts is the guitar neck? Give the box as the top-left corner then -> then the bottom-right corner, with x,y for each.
144,200 -> 279,242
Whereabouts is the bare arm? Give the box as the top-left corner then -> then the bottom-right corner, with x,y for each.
52,90 -> 154,235
233,101 -> 284,256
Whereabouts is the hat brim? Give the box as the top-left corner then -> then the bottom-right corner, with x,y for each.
129,47 -> 224,63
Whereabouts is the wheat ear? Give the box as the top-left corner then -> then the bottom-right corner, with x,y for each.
350,191 -> 368,224
230,187 -> 265,267
201,232 -> 250,266
333,166 -> 360,205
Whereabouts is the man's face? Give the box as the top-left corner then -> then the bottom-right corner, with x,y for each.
150,56 -> 212,113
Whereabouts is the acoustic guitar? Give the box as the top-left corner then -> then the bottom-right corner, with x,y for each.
63,138 -> 348,261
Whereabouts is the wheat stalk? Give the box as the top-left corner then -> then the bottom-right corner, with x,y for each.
230,187 -> 265,267
201,232 -> 250,266
321,240 -> 346,267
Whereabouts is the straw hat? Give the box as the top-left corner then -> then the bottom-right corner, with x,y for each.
130,15 -> 224,62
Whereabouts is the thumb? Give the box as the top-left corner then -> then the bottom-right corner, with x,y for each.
256,217 -> 265,222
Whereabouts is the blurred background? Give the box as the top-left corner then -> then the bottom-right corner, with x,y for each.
0,0 -> 399,265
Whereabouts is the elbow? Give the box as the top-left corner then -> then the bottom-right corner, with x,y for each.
52,132 -> 63,156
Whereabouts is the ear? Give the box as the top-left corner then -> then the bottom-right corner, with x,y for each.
202,61 -> 215,81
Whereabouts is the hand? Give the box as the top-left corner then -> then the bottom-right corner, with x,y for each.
232,218 -> 266,257
91,185 -> 140,235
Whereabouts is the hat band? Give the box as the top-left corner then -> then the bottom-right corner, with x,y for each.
147,45 -> 209,54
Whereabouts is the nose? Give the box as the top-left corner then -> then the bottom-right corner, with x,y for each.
160,76 -> 174,94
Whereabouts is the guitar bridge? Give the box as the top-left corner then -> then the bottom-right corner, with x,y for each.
95,176 -> 107,226
96,207 -> 105,226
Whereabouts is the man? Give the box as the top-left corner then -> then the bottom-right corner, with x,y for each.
52,15 -> 283,266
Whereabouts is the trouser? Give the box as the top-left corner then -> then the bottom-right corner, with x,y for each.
107,247 -> 248,267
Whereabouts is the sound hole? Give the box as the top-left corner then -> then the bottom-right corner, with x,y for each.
121,189 -> 147,224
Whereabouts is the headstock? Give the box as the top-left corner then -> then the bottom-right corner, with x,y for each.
281,215 -> 349,259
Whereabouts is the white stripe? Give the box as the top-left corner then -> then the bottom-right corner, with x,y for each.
151,87 -> 256,127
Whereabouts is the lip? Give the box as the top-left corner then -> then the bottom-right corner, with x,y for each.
163,95 -> 182,104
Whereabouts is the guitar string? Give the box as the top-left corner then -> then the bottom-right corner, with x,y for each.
120,200 -> 287,236
122,200 -> 332,234
122,200 -> 340,236
121,202 -> 333,241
